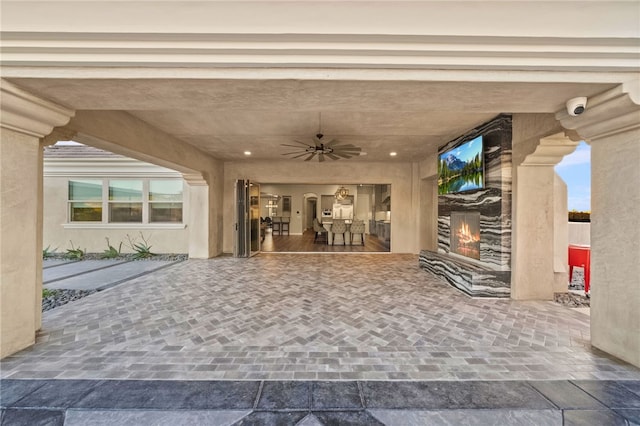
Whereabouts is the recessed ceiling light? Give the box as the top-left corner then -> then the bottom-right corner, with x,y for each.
244,151 -> 252,156
389,152 -> 397,157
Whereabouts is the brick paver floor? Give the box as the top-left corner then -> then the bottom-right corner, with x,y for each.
2,254 -> 639,381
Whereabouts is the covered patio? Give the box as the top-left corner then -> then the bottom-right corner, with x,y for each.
1,0 -> 639,393
3,255 -> 638,382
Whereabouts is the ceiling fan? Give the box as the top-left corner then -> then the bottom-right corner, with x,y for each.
281,133 -> 362,162
281,112 -> 361,162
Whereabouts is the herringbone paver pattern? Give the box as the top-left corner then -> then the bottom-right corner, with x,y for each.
2,254 -> 639,381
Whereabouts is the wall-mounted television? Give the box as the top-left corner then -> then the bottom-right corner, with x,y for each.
438,135 -> 484,195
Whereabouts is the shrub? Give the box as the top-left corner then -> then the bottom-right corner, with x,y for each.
65,241 -> 85,260
42,288 -> 57,298
102,237 -> 122,259
42,245 -> 56,259
125,232 -> 156,259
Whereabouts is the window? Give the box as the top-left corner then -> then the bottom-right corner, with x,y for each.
68,180 -> 102,221
68,178 -> 183,224
149,180 -> 183,223
109,180 -> 143,222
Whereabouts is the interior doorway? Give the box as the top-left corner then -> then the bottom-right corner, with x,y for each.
304,194 -> 318,231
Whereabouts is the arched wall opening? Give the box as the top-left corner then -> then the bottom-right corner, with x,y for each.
512,130 -> 580,300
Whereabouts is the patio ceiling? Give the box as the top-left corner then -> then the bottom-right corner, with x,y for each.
8,77 -> 614,162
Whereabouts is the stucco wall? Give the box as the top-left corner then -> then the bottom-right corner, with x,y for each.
511,114 -> 571,299
43,176 -> 190,254
568,222 -> 590,245
223,161 -> 418,254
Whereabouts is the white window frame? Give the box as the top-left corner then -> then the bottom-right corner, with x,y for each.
65,178 -> 186,229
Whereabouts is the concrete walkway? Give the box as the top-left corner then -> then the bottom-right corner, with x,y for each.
43,258 -> 182,291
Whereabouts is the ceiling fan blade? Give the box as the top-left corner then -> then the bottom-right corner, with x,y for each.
326,153 -> 341,160
319,153 -> 325,162
292,140 -> 314,147
304,152 -> 316,161
334,152 -> 355,159
324,139 -> 338,147
292,152 -> 311,159
281,143 -> 311,149
334,151 -> 360,156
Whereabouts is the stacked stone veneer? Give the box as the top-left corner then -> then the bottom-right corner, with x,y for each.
420,115 -> 512,297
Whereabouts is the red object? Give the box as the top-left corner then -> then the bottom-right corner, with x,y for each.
569,245 -> 591,294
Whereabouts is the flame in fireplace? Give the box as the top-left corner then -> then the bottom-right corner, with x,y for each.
457,221 -> 479,245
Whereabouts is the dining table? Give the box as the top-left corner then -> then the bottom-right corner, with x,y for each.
321,220 -> 352,245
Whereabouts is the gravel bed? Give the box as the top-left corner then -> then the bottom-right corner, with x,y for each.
554,291 -> 590,308
553,267 -> 590,307
42,289 -> 98,312
44,253 -> 188,262
42,253 -> 187,311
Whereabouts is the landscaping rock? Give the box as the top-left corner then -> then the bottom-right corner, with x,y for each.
554,292 -> 590,308
45,253 -> 188,262
42,289 -> 98,312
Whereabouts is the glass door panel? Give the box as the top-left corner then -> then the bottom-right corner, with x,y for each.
234,179 -> 261,257
249,182 -> 261,256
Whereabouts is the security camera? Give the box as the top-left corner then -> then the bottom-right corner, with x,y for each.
566,97 -> 588,116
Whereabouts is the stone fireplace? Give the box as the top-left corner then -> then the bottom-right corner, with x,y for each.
450,211 -> 480,260
420,115 -> 512,297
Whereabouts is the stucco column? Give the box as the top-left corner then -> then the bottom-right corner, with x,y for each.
512,133 -> 578,300
183,173 -> 213,259
0,80 -> 74,358
558,81 -> 640,368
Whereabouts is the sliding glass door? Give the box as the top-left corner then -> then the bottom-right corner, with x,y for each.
234,179 -> 261,257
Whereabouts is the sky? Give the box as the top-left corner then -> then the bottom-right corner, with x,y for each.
440,135 -> 482,163
555,141 -> 591,212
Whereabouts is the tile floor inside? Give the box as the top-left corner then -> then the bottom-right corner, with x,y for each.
2,254 -> 638,382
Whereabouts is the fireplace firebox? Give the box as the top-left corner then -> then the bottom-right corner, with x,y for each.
450,211 -> 480,260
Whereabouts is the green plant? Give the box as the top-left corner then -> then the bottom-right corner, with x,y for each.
102,237 -> 122,259
125,232 -> 156,259
42,245 -> 56,259
42,288 -> 57,298
65,240 -> 85,260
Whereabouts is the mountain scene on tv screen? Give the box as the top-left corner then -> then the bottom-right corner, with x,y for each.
438,136 -> 484,194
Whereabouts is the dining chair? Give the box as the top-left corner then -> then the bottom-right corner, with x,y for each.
313,218 -> 328,243
330,219 -> 347,245
350,219 -> 365,245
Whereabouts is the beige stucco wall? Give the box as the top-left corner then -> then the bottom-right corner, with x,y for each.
553,173 -> 569,292
511,115 -> 570,299
1,130 -> 41,357
568,222 -> 591,245
223,161 -> 419,254
43,176 -> 190,254
417,152 -> 439,251
590,129 -> 640,368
